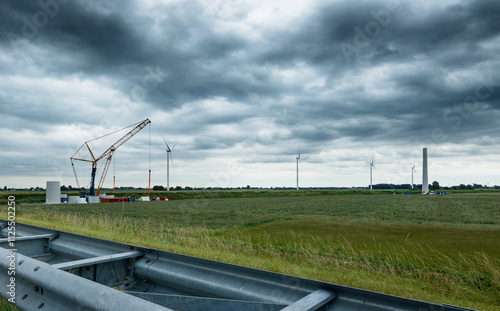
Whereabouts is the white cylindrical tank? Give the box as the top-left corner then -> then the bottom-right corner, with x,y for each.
46,181 -> 61,204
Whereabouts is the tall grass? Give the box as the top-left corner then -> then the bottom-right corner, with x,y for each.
12,211 -> 500,310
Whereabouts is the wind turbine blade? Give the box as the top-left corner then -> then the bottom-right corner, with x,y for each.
162,136 -> 171,151
171,141 -> 179,150
170,153 -> 175,173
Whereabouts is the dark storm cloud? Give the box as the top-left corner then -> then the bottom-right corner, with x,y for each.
1,1 -> 141,64
292,0 -> 500,142
1,0 -> 499,187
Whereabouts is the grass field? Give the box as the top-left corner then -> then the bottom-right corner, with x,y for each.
1,190 -> 499,310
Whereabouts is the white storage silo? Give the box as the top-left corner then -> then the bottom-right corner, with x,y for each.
46,181 -> 61,204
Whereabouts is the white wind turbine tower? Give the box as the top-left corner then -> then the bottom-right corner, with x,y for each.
162,137 -> 177,191
411,163 -> 416,189
370,154 -> 375,190
296,142 -> 301,191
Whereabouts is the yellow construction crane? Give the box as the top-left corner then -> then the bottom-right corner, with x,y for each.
71,119 -> 151,196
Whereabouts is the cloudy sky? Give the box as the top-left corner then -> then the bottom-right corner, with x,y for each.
1,0 -> 499,189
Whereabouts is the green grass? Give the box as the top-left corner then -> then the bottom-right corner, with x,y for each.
0,301 -> 19,311
1,191 -> 499,310
4,188 -> 496,204
10,193 -> 500,228
0,188 -> 405,204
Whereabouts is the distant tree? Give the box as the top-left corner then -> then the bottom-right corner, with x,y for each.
466,184 -> 473,190
153,185 -> 165,191
60,185 -> 68,191
246,185 -> 250,190
459,184 -> 466,190
175,186 -> 182,191
3,186 -> 6,191
431,181 -> 440,190
68,185 -> 73,190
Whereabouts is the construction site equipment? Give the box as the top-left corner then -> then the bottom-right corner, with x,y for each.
0,220 -> 475,311
70,119 -> 151,196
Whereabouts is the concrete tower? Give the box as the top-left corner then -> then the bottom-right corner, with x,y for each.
422,148 -> 428,194
46,181 -> 61,204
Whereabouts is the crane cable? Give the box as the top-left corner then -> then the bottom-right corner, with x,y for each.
113,152 -> 116,194
86,120 -> 142,143
71,159 -> 81,189
147,122 -> 151,197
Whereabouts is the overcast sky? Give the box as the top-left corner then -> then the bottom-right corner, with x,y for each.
1,0 -> 499,189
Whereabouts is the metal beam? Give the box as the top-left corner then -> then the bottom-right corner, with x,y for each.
279,289 -> 335,311
128,292 -> 288,311
0,248 -> 171,311
52,250 -> 143,270
0,233 -> 58,243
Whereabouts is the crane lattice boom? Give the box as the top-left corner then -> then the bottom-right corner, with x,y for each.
71,118 -> 151,196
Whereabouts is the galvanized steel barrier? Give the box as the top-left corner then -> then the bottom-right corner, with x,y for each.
0,220 -> 474,310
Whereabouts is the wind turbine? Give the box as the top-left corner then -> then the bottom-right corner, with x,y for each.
411,163 -> 416,189
162,137 -> 177,191
296,142 -> 301,191
370,154 -> 375,190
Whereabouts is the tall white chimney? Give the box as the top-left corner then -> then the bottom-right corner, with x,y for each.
422,148 -> 428,194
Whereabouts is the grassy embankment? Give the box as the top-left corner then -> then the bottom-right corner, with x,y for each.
1,190 -> 499,310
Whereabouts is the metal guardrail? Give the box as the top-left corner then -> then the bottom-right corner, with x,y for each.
0,220 -> 475,311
